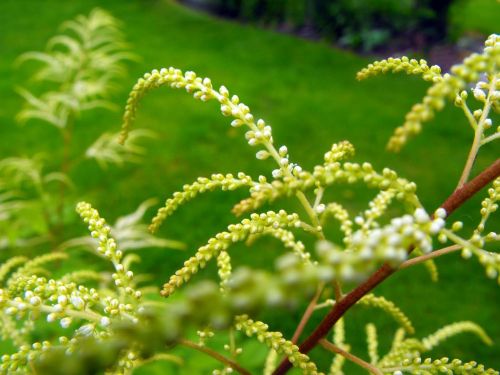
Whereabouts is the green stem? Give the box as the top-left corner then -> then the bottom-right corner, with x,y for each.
458,99 -> 477,131
457,76 -> 496,188
481,132 -> 500,145
39,305 -> 103,322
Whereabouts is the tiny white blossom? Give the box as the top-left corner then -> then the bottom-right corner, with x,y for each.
60,317 -> 72,328
76,324 -> 95,336
100,316 -> 111,327
434,208 -> 447,219
430,218 -> 445,234
315,204 -> 326,214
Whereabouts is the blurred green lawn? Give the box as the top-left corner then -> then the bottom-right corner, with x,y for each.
0,0 -> 498,373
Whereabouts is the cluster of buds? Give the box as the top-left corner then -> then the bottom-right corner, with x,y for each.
161,210 -> 301,296
320,203 -> 353,245
270,145 -> 303,179
1,275 -> 101,328
388,357 -> 498,375
356,57 -> 442,83
1,341 -> 51,373
358,34 -> 500,152
421,321 -> 492,351
150,173 -> 255,233
313,158 -> 419,208
234,315 -> 321,375
313,208 -> 445,282
233,142 -> 420,218
76,202 -> 141,299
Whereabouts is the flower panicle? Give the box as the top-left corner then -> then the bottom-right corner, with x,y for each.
234,315 -> 323,375
161,210 -> 301,296
356,57 -> 442,82
76,202 -> 140,300
150,172 -> 255,233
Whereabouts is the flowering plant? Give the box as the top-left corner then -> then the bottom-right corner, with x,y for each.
0,9 -> 499,374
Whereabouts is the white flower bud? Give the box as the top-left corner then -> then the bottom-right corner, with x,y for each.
430,218 -> 445,234
434,208 -> 447,219
29,296 -> 41,306
219,85 -> 229,97
47,313 -> 57,323
100,317 -> 111,327
315,204 -> 326,214
76,324 -> 95,336
256,150 -> 270,160
57,295 -> 67,305
473,88 -> 486,101
414,208 -> 430,224
461,248 -> 472,259
60,318 -> 72,329
70,296 -> 84,310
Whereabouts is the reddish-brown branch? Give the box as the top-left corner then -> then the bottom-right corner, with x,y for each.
272,158 -> 500,375
442,159 -> 499,215
291,283 -> 324,344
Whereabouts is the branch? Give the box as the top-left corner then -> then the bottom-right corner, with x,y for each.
443,159 -> 500,215
319,339 -> 383,375
291,283 -> 324,344
457,76 -> 496,188
398,244 -> 462,269
272,158 -> 500,375
178,339 -> 251,375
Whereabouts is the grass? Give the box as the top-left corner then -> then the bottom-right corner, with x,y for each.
0,0 -> 498,373
450,0 -> 500,36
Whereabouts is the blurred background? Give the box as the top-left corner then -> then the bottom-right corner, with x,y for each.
0,0 -> 499,373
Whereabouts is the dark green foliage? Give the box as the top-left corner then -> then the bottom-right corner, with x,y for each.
190,0 -> 460,51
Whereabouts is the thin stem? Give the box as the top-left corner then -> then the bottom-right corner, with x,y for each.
458,99 -> 477,131
314,299 -> 335,311
457,76 -> 496,188
481,132 -> 500,145
299,221 -> 323,237
444,229 -> 487,256
291,282 -> 324,344
313,187 -> 324,209
273,159 -> 500,375
136,353 -> 184,367
296,191 -> 324,239
319,339 -> 383,375
399,244 -> 462,269
37,304 -> 103,322
178,339 -> 251,375
229,328 -> 237,357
